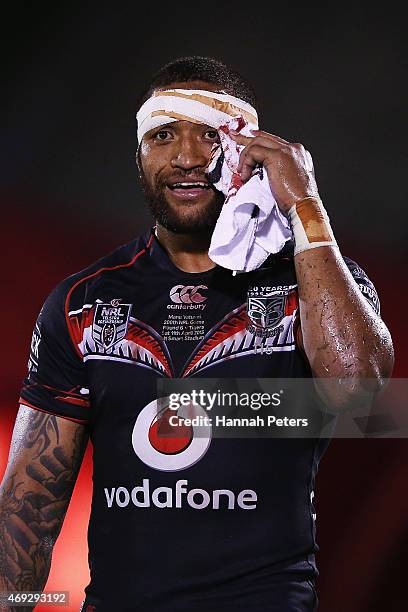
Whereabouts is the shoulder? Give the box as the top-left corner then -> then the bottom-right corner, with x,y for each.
341,255 -> 381,315
341,255 -> 372,279
341,254 -> 377,289
45,231 -> 152,313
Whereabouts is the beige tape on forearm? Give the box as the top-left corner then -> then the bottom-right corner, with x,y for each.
288,197 -> 338,256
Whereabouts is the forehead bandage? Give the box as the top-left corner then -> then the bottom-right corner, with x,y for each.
136,89 -> 259,142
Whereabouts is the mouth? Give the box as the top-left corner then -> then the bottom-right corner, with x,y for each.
166,181 -> 213,201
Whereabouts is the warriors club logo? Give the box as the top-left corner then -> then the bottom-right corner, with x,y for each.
246,285 -> 298,339
132,398 -> 212,471
247,296 -> 285,331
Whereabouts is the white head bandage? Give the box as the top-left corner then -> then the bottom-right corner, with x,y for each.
136,88 -> 258,142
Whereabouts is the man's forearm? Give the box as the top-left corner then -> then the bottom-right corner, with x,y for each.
0,536 -> 53,612
295,246 -> 394,407
0,475 -> 57,611
0,408 -> 89,611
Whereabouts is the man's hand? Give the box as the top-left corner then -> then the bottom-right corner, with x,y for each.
230,130 -> 319,214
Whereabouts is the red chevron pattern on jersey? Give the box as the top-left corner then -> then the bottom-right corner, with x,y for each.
70,296 -> 299,380
181,305 -> 251,377
126,321 -> 173,377
77,311 -> 174,377
182,289 -> 299,377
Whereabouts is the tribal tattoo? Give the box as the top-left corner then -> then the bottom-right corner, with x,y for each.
0,408 -> 88,611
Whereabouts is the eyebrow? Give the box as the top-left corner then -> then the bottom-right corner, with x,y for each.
148,121 -> 215,135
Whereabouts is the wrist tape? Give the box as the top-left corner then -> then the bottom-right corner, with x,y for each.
288,197 -> 338,256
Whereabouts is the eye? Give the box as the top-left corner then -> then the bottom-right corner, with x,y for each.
204,129 -> 220,142
154,129 -> 172,141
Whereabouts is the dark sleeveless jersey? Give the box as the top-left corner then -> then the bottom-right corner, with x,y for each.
19,227 -> 380,611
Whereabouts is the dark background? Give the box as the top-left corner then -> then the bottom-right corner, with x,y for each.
1,4 -> 407,611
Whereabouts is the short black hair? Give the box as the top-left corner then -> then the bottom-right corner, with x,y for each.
137,56 -> 257,109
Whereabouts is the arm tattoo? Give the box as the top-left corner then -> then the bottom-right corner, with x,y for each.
0,411 -> 87,610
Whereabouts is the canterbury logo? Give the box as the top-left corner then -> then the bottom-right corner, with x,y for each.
170,285 -> 208,304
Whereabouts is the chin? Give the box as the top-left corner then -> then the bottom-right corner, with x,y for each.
159,215 -> 218,235
149,191 -> 225,235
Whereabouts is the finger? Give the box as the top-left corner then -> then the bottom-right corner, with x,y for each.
230,130 -> 292,151
250,129 -> 291,145
237,140 -> 285,174
230,136 -> 285,176
230,132 -> 284,150
238,144 -> 279,181
241,136 -> 284,155
228,132 -> 253,145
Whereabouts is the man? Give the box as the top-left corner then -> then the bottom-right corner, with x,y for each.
0,56 -> 394,611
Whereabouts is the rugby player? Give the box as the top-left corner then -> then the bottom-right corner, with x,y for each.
0,56 -> 394,611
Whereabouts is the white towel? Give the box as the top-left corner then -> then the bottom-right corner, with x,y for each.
207,116 -> 293,273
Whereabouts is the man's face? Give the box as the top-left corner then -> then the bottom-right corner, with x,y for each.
138,81 -> 226,234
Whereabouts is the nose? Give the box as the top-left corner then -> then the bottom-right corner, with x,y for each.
170,136 -> 209,171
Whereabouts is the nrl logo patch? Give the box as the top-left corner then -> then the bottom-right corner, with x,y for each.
92,302 -> 131,350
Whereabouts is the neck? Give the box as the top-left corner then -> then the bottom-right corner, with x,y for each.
155,223 -> 217,273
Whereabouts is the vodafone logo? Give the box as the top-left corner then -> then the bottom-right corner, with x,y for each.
105,399 -> 258,511
132,398 -> 212,471
170,285 -> 207,304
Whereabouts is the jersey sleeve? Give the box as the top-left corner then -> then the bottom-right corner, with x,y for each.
19,280 -> 91,424
343,256 -> 381,316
